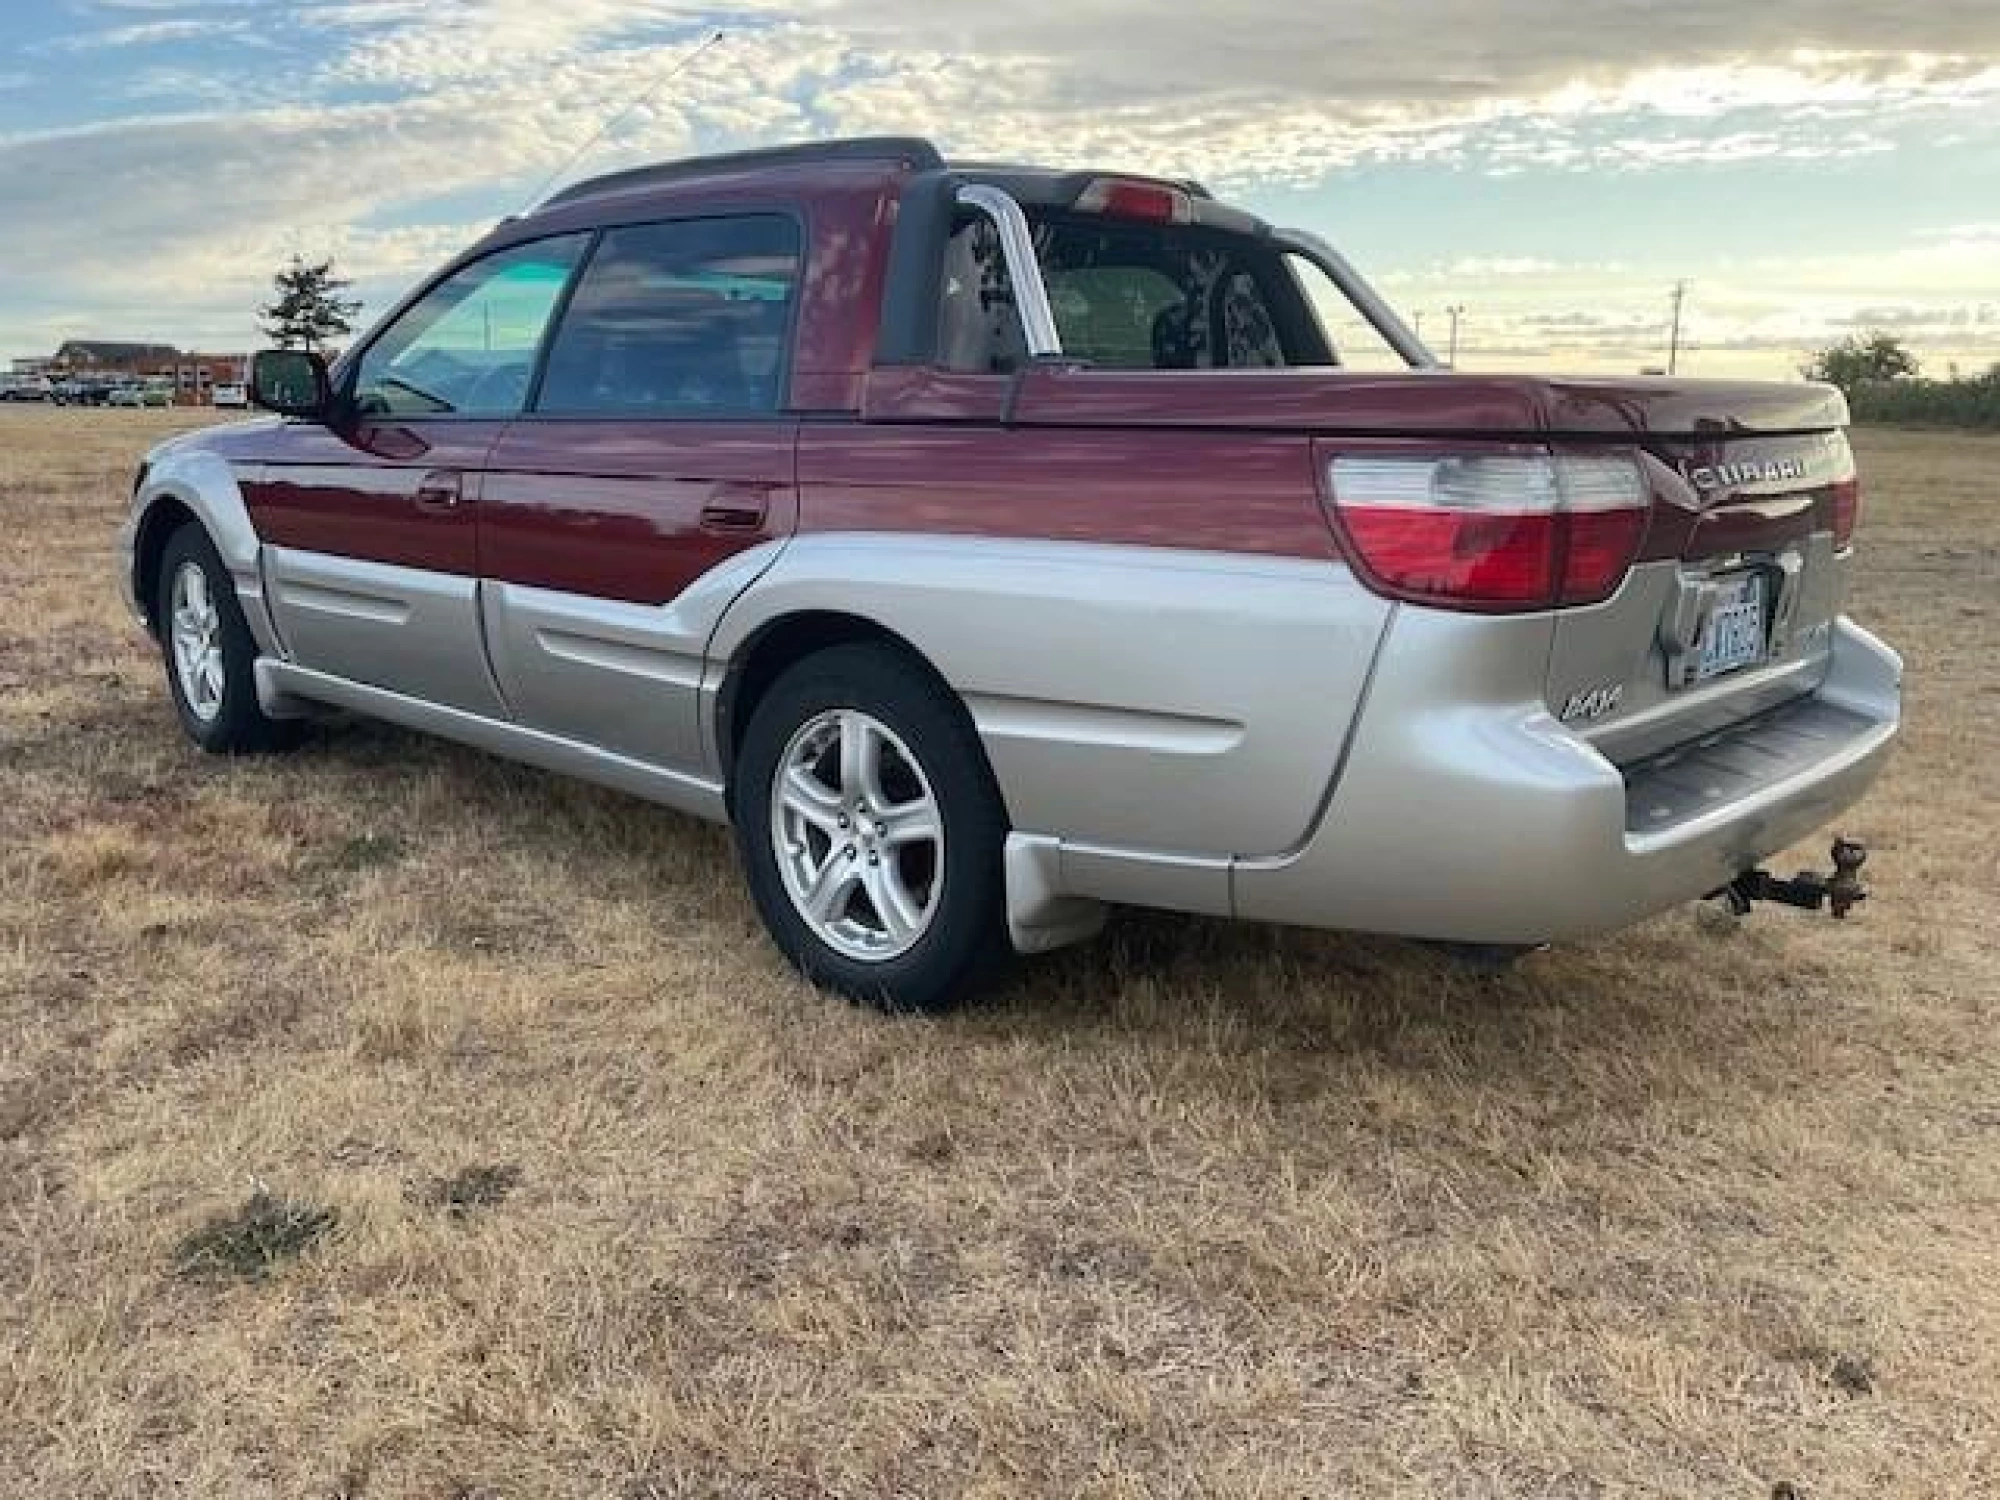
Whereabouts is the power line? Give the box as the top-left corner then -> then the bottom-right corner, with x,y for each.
516,30 -> 727,215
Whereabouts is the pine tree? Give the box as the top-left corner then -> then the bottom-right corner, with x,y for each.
259,256 -> 362,352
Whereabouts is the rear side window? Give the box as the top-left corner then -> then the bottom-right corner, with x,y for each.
937,212 -> 1316,374
536,215 -> 801,416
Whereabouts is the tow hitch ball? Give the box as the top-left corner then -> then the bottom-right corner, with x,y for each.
1718,837 -> 1869,919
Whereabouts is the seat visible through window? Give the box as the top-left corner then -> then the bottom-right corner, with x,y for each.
935,211 -> 1306,373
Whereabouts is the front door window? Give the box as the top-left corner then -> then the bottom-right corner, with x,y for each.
351,235 -> 588,418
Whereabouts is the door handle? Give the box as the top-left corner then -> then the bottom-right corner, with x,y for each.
414,469 -> 463,513
699,479 -> 779,532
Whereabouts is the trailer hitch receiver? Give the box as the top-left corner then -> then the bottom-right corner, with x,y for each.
1718,837 -> 1868,919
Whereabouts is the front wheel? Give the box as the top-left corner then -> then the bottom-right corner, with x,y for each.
154,525 -> 294,754
733,643 -> 1012,1012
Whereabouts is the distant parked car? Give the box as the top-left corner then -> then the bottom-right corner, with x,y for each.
0,376 -> 53,402
140,380 -> 176,408
211,383 -> 248,410
106,384 -> 145,408
55,378 -> 108,405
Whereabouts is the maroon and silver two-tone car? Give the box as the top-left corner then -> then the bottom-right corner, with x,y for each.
118,137 -> 1900,1010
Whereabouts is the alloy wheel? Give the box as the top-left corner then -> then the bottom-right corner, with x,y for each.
168,559 -> 225,723
769,708 -> 945,961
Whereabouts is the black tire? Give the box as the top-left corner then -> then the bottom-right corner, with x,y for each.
733,642 -> 1013,1013
154,524 -> 294,754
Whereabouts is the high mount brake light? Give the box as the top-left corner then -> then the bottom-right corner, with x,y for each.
1072,178 -> 1194,224
1326,453 -> 1649,611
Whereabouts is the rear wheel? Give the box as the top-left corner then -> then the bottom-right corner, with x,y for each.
155,525 -> 293,754
734,643 -> 1011,1012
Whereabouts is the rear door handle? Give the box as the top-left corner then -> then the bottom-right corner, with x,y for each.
699,479 -> 780,532
414,469 -> 463,513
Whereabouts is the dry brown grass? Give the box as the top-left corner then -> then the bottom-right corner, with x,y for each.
2,405 -> 1996,1498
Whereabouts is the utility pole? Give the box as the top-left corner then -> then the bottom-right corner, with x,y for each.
1445,305 -> 1465,368
1412,310 -> 1424,342
1666,280 -> 1687,375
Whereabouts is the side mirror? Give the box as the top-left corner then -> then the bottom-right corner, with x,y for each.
249,349 -> 332,419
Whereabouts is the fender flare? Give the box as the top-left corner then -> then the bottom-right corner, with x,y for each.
122,449 -> 282,656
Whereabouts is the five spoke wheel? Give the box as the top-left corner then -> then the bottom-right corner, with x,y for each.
736,641 -> 1012,1010
168,559 -> 226,724
771,708 -> 945,961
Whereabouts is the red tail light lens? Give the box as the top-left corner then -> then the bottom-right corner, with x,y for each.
1072,177 -> 1194,224
1830,477 -> 1862,549
1326,453 -> 1648,611
1563,507 -> 1649,600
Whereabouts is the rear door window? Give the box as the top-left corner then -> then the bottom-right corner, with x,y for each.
535,215 -> 801,416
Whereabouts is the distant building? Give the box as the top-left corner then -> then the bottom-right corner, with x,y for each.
51,340 -> 182,377
46,341 -> 248,405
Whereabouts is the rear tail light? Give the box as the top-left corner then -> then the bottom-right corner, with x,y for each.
1325,452 -> 1648,611
1829,477 -> 1862,549
1072,177 -> 1195,224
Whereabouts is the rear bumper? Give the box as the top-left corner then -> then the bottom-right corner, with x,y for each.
1231,615 -> 1900,944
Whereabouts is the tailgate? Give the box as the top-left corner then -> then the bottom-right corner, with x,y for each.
1546,427 -> 1857,766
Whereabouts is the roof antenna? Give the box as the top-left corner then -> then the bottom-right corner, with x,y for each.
515,29 -> 727,215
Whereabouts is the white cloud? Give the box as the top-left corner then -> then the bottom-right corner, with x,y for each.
3,0 -> 1999,365
37,19 -> 252,52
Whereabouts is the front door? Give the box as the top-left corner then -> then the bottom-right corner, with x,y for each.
479,214 -> 804,772
247,234 -> 589,715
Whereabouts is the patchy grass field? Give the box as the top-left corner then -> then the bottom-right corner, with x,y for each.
2,407 -> 1996,1498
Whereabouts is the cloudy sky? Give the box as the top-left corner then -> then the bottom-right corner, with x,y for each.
3,0 -> 1997,377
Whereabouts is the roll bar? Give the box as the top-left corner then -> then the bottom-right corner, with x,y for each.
950,182 -> 1438,371
1275,227 -> 1439,369
954,183 -> 1064,359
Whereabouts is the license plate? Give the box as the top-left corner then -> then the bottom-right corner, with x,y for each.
1695,573 -> 1766,681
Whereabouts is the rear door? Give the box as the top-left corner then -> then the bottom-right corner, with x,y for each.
250,234 -> 588,715
478,214 -> 803,772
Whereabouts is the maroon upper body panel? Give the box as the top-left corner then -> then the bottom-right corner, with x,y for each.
234,417 -> 503,574
1634,433 -> 1854,564
799,415 -> 1335,561
993,367 -> 1847,439
481,419 -> 799,605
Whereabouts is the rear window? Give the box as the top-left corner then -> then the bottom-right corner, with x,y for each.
936,212 -> 1327,374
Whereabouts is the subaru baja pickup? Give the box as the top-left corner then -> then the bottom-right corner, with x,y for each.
119,137 -> 1899,1010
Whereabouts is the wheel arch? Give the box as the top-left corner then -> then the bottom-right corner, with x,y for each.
714,604 -> 1106,961
716,609 -> 994,816
125,449 -> 280,656
132,495 -> 202,636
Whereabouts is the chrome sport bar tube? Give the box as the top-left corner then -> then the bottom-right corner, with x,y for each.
1276,226 -> 1439,370
955,183 -> 1063,359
